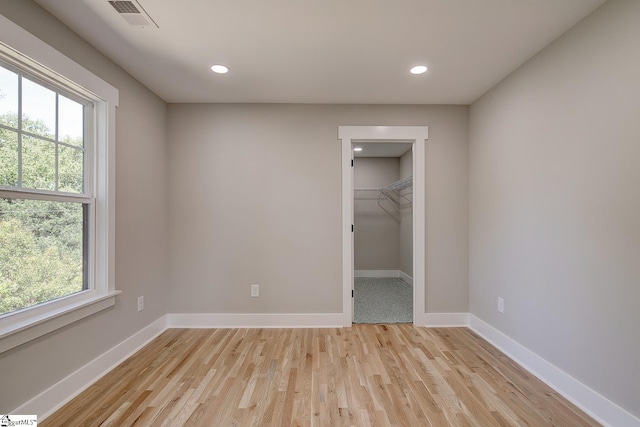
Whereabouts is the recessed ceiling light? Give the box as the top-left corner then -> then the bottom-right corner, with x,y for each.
410,65 -> 428,75
211,65 -> 229,74
353,147 -> 363,152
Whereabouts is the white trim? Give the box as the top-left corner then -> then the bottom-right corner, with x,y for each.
338,125 -> 430,141
339,126 -> 428,328
353,270 -> 413,287
423,312 -> 469,327
167,313 -> 343,329
0,291 -> 121,354
469,315 -> 640,427
398,271 -> 413,287
354,270 -> 400,278
341,134 -> 354,327
412,133 -> 426,328
12,316 -> 167,420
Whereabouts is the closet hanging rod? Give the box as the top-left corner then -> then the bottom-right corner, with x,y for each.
355,176 -> 413,193
378,175 -> 413,212
384,175 -> 413,192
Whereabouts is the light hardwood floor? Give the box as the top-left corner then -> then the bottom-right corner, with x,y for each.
42,325 -> 600,426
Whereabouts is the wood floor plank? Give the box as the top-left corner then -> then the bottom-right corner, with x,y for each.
41,326 -> 601,427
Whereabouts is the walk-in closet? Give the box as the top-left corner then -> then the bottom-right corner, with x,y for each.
353,143 -> 413,323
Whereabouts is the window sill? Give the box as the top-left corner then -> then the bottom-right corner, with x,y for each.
0,290 -> 122,354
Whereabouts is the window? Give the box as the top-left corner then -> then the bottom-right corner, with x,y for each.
0,62 -> 91,316
0,15 -> 119,353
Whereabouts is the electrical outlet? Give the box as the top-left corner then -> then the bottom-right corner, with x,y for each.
251,284 -> 259,298
137,296 -> 144,312
497,297 -> 504,314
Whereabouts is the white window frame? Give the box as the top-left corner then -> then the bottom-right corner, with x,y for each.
0,14 -> 120,353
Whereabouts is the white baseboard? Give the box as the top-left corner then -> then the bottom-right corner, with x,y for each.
167,313 -> 343,328
398,271 -> 413,287
354,270 -> 413,286
13,316 -> 167,420
469,315 -> 640,427
354,270 -> 399,278
423,312 -> 469,327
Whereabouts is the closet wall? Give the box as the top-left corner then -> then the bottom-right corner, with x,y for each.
354,153 -> 413,278
354,158 -> 401,270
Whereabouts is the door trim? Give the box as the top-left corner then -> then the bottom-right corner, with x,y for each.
338,126 -> 428,327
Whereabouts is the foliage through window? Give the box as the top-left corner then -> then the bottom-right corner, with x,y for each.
0,60 -> 90,316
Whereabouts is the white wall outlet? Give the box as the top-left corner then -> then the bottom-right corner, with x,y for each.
137,296 -> 144,312
251,284 -> 259,297
497,297 -> 504,314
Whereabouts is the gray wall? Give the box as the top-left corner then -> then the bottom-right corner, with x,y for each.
0,1 -> 169,412
399,150 -> 413,277
167,104 -> 469,314
469,0 -> 640,417
354,157 -> 401,270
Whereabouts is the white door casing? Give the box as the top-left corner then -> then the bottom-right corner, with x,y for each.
338,126 -> 428,327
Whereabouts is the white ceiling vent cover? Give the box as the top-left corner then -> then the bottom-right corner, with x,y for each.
108,1 -> 158,27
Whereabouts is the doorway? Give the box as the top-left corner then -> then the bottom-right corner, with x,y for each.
338,126 -> 428,327
353,143 -> 413,323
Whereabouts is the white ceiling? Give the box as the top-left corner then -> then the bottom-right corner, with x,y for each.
33,0 -> 606,104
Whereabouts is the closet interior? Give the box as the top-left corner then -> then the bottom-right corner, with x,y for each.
353,143 -> 413,324
355,174 -> 413,222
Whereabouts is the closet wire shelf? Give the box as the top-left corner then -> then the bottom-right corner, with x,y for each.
354,175 -> 413,218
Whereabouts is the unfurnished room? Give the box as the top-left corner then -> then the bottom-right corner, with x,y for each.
0,0 -> 638,426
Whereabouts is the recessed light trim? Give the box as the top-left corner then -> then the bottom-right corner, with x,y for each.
410,65 -> 428,75
353,147 -> 363,152
211,65 -> 229,74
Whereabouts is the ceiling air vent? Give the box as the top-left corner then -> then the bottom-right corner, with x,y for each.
108,1 -> 159,27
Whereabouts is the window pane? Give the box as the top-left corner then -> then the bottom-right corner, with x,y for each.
0,198 -> 85,316
21,77 -> 56,139
59,146 -> 83,193
0,128 -> 18,186
22,135 -> 55,190
0,65 -> 18,128
58,95 -> 83,146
